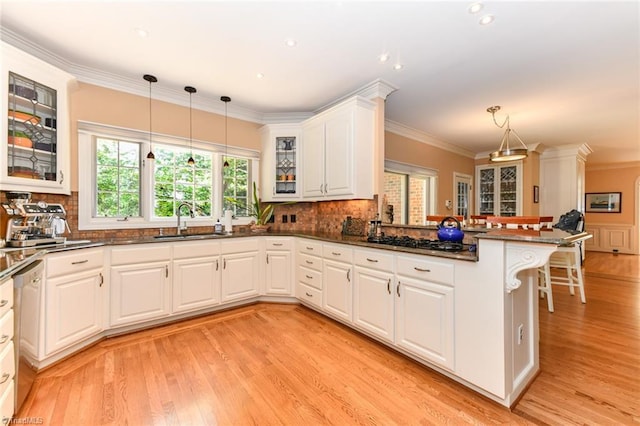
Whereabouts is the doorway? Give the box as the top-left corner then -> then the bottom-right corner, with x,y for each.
454,172 -> 472,221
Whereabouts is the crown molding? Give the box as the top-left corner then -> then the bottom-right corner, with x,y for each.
385,120 -> 476,159
314,79 -> 399,114
540,143 -> 593,161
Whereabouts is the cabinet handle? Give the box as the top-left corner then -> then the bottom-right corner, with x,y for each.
305,292 -> 313,297
306,247 -> 314,251
165,265 -> 168,278
347,269 -> 350,282
31,276 -> 41,285
272,243 -> 283,246
305,274 -> 313,279
414,267 -> 431,273
0,335 -> 8,344
99,273 -> 104,287
59,170 -> 64,184
331,252 -> 341,256
0,373 -> 9,385
319,184 -> 324,194
305,260 -> 313,265
216,259 -> 219,271
71,259 -> 89,265
324,183 -> 328,194
0,300 -> 7,308
366,258 -> 379,263
273,186 -> 275,196
396,282 -> 401,297
223,258 -> 227,269
266,254 -> 269,264
387,278 -> 391,295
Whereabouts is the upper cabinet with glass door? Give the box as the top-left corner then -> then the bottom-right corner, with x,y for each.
1,42 -> 74,194
260,124 -> 301,201
475,163 -> 522,217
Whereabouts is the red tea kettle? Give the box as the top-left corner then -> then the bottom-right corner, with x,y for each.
437,216 -> 464,243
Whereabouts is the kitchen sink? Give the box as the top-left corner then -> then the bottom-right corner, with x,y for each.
153,233 -> 224,240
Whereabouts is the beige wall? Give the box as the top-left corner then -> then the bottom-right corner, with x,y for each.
68,82 -> 262,191
585,162 -> 639,225
385,131 -> 475,215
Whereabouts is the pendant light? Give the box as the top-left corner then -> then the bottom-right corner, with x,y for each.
487,105 -> 528,162
221,95 -> 231,168
143,74 -> 157,160
185,86 -> 196,166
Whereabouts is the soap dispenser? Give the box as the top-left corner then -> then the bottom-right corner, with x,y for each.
214,218 -> 223,234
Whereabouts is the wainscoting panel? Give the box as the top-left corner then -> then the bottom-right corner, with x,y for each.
584,223 -> 637,254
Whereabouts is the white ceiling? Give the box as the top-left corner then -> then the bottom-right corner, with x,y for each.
1,1 -> 639,165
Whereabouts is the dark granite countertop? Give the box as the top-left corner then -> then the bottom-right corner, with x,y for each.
0,227 -> 590,282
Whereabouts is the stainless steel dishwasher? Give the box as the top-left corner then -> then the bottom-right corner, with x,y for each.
12,260 -> 43,411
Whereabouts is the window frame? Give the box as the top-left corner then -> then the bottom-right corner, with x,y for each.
78,121 -> 259,231
384,159 -> 438,225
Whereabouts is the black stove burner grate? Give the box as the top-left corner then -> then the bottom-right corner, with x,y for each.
367,235 -> 467,252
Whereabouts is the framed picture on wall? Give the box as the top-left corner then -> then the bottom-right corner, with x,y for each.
585,192 -> 621,213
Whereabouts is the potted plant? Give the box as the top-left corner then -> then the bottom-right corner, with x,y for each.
226,182 -> 274,232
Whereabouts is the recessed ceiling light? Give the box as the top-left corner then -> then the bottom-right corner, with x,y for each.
257,73 -> 264,79
479,14 -> 495,25
468,2 -> 483,14
135,27 -> 148,38
393,63 -> 404,71
378,53 -> 390,63
285,38 -> 297,47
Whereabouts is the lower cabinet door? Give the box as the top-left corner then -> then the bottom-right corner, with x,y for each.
322,260 -> 352,322
45,269 -> 103,355
395,276 -> 454,370
0,379 -> 13,422
353,267 -> 394,343
221,251 -> 260,303
265,250 -> 292,296
110,262 -> 171,327
172,256 -> 221,313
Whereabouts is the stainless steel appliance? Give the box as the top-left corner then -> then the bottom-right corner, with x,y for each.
3,202 -> 69,248
12,260 -> 43,411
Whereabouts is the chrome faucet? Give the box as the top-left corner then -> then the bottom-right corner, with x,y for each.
177,202 -> 195,235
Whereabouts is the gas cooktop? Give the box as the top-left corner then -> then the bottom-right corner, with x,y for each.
367,235 -> 474,252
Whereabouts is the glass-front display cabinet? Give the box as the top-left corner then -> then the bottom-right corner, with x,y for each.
1,42 -> 72,194
260,124 -> 301,201
476,163 -> 522,217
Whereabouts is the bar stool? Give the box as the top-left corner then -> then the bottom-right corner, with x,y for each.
485,216 -> 541,230
469,215 -> 487,225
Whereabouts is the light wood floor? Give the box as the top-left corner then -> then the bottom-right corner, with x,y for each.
17,252 -> 640,425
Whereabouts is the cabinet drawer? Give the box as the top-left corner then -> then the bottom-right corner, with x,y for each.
396,255 -> 454,285
323,243 -> 353,263
297,253 -> 322,272
0,342 -> 14,398
46,248 -> 103,278
0,311 -> 13,355
111,244 -> 171,266
297,239 -> 322,256
0,380 -> 13,426
0,284 -> 12,320
173,240 -> 220,259
297,265 -> 322,290
265,237 -> 292,250
221,238 -> 259,254
297,282 -> 322,309
354,249 -> 394,272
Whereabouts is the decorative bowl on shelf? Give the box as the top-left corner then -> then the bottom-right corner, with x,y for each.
8,109 -> 40,124
8,135 -> 33,148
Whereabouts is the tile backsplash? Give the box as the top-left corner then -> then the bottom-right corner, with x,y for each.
1,191 -> 378,239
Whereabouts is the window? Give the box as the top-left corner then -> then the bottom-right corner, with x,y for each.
95,137 -> 141,217
383,160 -> 437,226
78,122 -> 259,230
153,145 -> 213,218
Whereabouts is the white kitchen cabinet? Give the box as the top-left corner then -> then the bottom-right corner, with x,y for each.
0,278 -> 13,420
172,240 -> 221,314
264,238 -> 293,296
260,124 -> 301,201
353,249 -> 395,343
301,96 -> 375,200
322,243 -> 353,322
1,41 -> 73,194
395,254 -> 455,370
476,163 -> 522,216
44,248 -> 104,356
109,244 -> 171,327
296,239 -> 323,309
221,238 -> 260,303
